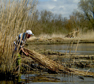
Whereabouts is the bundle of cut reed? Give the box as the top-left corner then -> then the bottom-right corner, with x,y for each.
24,47 -> 94,77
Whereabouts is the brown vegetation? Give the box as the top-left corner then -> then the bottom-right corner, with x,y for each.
27,32 -> 94,45
0,0 -> 37,73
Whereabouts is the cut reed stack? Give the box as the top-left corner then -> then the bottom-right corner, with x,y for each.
24,47 -> 94,77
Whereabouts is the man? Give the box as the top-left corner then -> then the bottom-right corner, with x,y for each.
13,30 -> 34,73
14,30 -> 34,55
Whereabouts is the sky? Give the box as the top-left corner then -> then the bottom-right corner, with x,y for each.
37,0 -> 80,18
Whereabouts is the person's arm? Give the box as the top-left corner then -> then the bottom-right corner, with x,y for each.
21,47 -> 29,56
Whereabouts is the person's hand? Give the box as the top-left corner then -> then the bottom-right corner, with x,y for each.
21,47 -> 29,56
25,52 -> 29,56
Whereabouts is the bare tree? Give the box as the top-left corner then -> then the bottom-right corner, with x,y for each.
79,0 -> 94,30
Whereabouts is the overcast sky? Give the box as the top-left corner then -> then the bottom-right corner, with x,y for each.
37,0 -> 80,18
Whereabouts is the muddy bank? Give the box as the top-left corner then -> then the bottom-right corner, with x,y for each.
25,44 -> 94,70
27,37 -> 94,45
40,50 -> 94,69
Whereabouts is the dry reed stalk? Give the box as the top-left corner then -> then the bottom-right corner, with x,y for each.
0,0 -> 37,73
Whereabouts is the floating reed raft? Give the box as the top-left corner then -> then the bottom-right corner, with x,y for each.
24,48 -> 94,77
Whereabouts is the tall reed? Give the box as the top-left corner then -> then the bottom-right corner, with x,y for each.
0,0 -> 37,73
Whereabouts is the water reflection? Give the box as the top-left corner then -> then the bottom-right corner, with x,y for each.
1,73 -> 94,84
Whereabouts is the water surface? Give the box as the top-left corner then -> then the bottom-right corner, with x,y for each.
35,43 -> 94,55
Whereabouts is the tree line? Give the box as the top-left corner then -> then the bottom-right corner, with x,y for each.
30,0 -> 94,35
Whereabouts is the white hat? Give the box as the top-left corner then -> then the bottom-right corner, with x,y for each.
26,30 -> 34,35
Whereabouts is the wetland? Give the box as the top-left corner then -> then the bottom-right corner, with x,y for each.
1,39 -> 94,84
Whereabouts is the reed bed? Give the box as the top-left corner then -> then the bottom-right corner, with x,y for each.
37,30 -> 94,39
0,0 -> 37,73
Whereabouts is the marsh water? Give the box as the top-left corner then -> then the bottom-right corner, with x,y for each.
0,43 -> 94,84
36,43 -> 94,55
